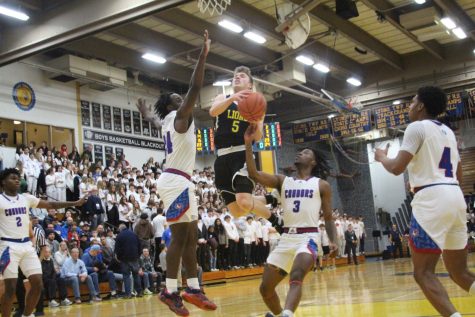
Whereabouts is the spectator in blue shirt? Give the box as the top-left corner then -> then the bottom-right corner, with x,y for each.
81,244 -> 117,299
115,224 -> 143,298
60,248 -> 101,304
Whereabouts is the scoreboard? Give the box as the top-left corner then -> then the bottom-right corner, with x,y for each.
253,122 -> 282,151
196,127 -> 215,155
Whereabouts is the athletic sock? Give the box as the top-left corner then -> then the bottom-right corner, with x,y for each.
450,313 -> 462,317
187,277 -> 200,290
282,309 -> 294,317
469,281 -> 475,295
111,290 -> 116,296
166,278 -> 178,293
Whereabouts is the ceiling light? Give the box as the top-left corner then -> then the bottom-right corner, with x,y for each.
328,114 -> 336,119
452,27 -> 467,39
313,63 -> 330,73
347,77 -> 362,86
414,0 -> 425,4
440,17 -> 456,30
218,19 -> 243,33
473,48 -> 475,55
295,55 -> 314,66
0,5 -> 29,21
392,100 -> 401,105
13,120 -> 21,125
213,80 -> 231,86
244,31 -> 266,44
142,53 -> 166,64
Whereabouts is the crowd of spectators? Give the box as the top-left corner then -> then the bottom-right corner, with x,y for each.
3,141 -> 369,314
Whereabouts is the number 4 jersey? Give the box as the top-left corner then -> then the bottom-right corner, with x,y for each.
162,110 -> 196,176
0,193 -> 39,239
401,120 -> 460,188
280,176 -> 321,228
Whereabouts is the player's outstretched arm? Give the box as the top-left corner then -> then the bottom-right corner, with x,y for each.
244,124 -> 284,189
136,98 -> 161,129
37,195 -> 87,210
320,180 -> 338,253
175,30 -> 210,133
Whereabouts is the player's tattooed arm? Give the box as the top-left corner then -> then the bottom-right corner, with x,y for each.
244,124 -> 284,189
37,195 -> 87,209
320,180 -> 338,251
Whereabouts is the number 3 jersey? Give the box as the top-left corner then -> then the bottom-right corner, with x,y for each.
400,120 -> 460,188
280,176 -> 321,228
162,110 -> 196,176
0,193 -> 39,239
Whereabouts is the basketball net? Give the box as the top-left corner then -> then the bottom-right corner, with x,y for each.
347,96 -> 363,111
197,0 -> 231,16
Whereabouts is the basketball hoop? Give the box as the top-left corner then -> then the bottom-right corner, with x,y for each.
197,0 -> 231,16
348,96 -> 363,112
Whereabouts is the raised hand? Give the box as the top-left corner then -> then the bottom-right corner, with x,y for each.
202,29 -> 210,56
232,89 -> 252,103
244,123 -> 259,144
375,143 -> 390,162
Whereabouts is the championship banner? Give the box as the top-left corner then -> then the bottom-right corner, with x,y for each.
94,144 -> 103,163
445,92 -> 464,117
331,110 -> 371,137
374,103 -> 410,129
102,105 -> 112,130
123,109 -> 132,134
84,129 -> 164,151
196,127 -> 215,155
113,107 -> 122,132
133,111 -> 142,135
92,102 -> 102,129
80,100 -> 91,127
292,119 -> 330,144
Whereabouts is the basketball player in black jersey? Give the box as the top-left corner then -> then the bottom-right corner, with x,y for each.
210,66 -> 279,223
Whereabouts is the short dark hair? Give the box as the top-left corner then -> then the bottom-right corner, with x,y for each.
154,92 -> 174,120
0,168 -> 20,186
234,66 -> 253,84
417,86 -> 447,117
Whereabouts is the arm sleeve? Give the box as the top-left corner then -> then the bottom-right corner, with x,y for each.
24,194 -> 40,209
400,122 -> 425,155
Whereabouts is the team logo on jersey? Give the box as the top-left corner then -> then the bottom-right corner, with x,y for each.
12,82 -> 36,111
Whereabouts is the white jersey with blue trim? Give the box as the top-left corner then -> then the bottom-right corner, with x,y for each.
161,110 -> 196,176
0,193 -> 39,239
400,120 -> 460,188
280,176 -> 321,228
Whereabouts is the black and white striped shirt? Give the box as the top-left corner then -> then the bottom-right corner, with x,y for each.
33,225 -> 46,255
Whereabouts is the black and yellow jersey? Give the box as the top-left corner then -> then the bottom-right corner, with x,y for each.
214,101 -> 249,149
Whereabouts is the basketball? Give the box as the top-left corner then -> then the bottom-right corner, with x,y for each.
237,92 -> 267,122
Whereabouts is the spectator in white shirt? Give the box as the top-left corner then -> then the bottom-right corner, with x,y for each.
152,208 -> 166,253
223,215 -> 239,269
243,216 -> 256,267
45,168 -> 57,201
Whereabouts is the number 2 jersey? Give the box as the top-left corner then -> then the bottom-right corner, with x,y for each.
0,193 -> 39,239
280,176 -> 321,228
162,110 -> 196,176
214,101 -> 249,149
400,120 -> 460,188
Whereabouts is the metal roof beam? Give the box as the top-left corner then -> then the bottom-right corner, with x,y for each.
360,0 -> 445,59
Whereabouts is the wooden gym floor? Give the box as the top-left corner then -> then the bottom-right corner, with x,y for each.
46,254 -> 475,317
